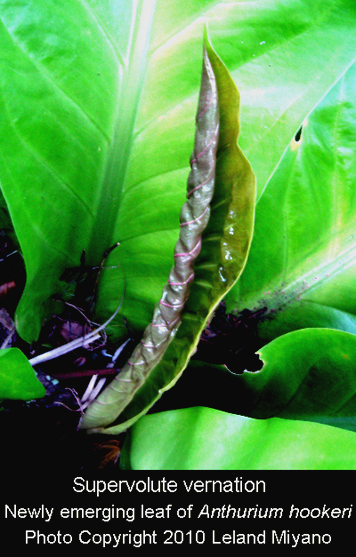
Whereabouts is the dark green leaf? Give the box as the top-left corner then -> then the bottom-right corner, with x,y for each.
241,328 -> 356,432
0,348 -> 46,401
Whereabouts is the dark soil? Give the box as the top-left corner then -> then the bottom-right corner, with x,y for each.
0,230 -> 265,474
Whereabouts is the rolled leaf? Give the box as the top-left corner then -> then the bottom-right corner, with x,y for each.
80,35 -> 256,432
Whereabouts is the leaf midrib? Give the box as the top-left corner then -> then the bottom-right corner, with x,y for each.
86,0 -> 157,263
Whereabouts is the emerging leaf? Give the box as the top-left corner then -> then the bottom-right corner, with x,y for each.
80,34 -> 256,433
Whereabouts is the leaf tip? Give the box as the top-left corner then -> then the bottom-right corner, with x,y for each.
203,23 -> 210,46
203,24 -> 216,58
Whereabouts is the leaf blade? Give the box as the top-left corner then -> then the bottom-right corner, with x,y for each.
121,406 -> 356,470
0,348 -> 46,401
243,328 -> 356,431
226,58 -> 356,335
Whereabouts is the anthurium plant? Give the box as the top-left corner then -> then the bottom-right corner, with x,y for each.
1,0 -> 356,470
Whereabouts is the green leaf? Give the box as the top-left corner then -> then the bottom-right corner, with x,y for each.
121,406 -> 356,470
257,302 -> 356,345
240,328 -> 356,432
0,348 -> 46,401
1,1 -> 356,342
151,329 -> 356,433
226,57 -> 356,337
80,33 -> 256,433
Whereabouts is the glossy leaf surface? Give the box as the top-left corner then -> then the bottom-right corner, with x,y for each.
227,58 -> 356,337
121,406 -> 356,470
0,348 -> 46,401
1,1 -> 356,342
80,35 -> 256,432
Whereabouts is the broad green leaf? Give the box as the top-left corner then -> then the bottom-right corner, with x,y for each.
0,0 -> 138,340
80,34 -> 256,433
0,348 -> 46,401
151,329 -> 356,433
239,328 -> 356,432
1,1 -> 356,342
120,406 -> 356,470
226,58 -> 356,337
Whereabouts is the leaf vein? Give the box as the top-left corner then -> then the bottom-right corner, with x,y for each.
0,16 -> 111,144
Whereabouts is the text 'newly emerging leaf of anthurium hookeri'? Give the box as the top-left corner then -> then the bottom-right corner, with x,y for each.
80,33 -> 256,433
